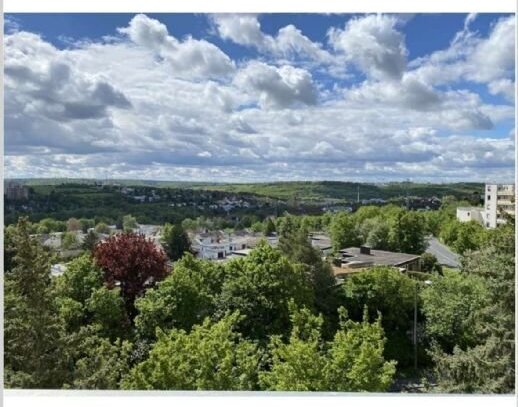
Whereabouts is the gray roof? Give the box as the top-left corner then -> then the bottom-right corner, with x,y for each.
339,247 -> 420,267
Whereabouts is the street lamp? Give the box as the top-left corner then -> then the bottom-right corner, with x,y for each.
413,279 -> 432,372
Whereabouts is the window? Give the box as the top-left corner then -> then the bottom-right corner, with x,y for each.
487,195 -> 491,200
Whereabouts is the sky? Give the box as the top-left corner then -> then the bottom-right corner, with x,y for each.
4,13 -> 516,183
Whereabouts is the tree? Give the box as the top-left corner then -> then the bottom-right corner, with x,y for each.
339,266 -> 416,367
62,231 -> 78,250
277,221 -> 338,335
421,269 -> 490,352
122,214 -> 137,231
95,222 -> 111,235
429,223 -> 515,393
135,254 -> 223,339
264,218 -> 276,236
93,232 -> 169,317
216,242 -> 313,341
330,212 -> 360,252
161,222 -> 191,262
67,217 -> 81,232
4,218 -> 67,388
86,286 -> 130,340
123,313 -> 262,390
259,304 -> 396,391
420,253 -> 443,275
388,210 -> 427,254
362,217 -> 391,250
82,230 -> 99,251
63,325 -> 132,389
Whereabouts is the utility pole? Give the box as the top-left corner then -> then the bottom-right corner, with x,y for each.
413,281 -> 418,372
357,184 -> 360,203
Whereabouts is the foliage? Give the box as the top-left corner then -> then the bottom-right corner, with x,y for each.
439,220 -> 485,255
421,270 -> 490,351
161,222 -> 191,261
82,230 -> 99,251
259,304 -> 396,391
4,218 -> 67,388
95,222 -> 111,234
340,267 -> 415,367
430,223 -> 515,393
135,254 -> 223,339
420,253 -> 443,275
123,313 -> 262,390
387,210 -> 427,254
216,242 -> 314,341
86,286 -> 130,340
122,214 -> 138,231
330,212 -> 360,252
67,217 -> 81,232
63,325 -> 132,389
93,232 -> 169,317
61,231 -> 79,250
264,218 -> 276,236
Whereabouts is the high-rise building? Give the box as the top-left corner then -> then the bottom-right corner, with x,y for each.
484,184 -> 515,228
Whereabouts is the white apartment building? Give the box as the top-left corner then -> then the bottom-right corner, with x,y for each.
484,184 -> 515,228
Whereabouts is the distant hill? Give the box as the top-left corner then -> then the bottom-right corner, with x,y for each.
8,178 -> 484,202
190,181 -> 485,202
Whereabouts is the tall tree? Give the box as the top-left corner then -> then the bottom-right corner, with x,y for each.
161,222 -> 191,262
4,217 -> 67,388
330,212 -> 360,252
122,214 -> 137,231
93,232 -> 168,317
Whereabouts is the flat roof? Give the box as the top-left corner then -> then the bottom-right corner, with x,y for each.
339,247 -> 420,267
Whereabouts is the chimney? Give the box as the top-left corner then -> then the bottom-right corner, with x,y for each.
360,245 -> 371,255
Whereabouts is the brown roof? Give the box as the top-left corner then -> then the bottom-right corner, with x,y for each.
339,247 -> 420,267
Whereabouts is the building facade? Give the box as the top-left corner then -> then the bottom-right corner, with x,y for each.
484,184 -> 515,228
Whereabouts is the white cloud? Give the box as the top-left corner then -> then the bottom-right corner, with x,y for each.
328,14 -> 407,81
234,61 -> 318,109
3,13 -> 515,183
119,14 -> 235,79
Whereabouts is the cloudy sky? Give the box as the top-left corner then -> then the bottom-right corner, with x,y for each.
4,13 -> 516,182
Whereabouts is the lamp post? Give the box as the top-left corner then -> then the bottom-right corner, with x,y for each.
413,279 -> 432,373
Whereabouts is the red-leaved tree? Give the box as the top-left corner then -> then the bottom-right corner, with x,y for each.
93,232 -> 168,317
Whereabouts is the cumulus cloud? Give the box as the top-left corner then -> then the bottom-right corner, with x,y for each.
210,14 -> 335,67
234,61 -> 318,109
328,14 -> 407,81
3,13 -> 515,183
119,14 -> 235,79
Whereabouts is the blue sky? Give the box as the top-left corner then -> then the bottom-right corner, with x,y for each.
4,13 -> 516,182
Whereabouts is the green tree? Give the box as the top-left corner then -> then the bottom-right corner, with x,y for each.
420,252 -> 443,275
264,218 -> 276,236
388,210 -> 427,254
63,325 -> 132,389
67,217 -> 81,232
430,223 -> 515,393
61,231 -> 78,250
161,222 -> 191,261
339,267 -> 415,367
330,212 -> 360,252
123,313 -> 262,390
95,222 -> 111,234
421,270 -> 490,352
86,286 -> 130,340
135,254 -> 223,339
216,242 -> 313,341
4,218 -> 67,388
82,230 -> 99,251
260,304 -> 396,391
122,214 -> 138,231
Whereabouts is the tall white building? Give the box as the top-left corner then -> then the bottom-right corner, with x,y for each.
484,184 -> 515,228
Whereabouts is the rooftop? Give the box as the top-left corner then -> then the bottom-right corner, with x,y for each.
339,247 -> 420,267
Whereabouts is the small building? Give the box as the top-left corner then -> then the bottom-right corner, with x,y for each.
337,246 -> 421,274
456,207 -> 484,226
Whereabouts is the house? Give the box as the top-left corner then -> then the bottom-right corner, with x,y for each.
456,207 -> 484,226
336,246 -> 421,276
192,232 -> 250,260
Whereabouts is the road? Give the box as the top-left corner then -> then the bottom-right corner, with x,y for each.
425,236 -> 460,268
